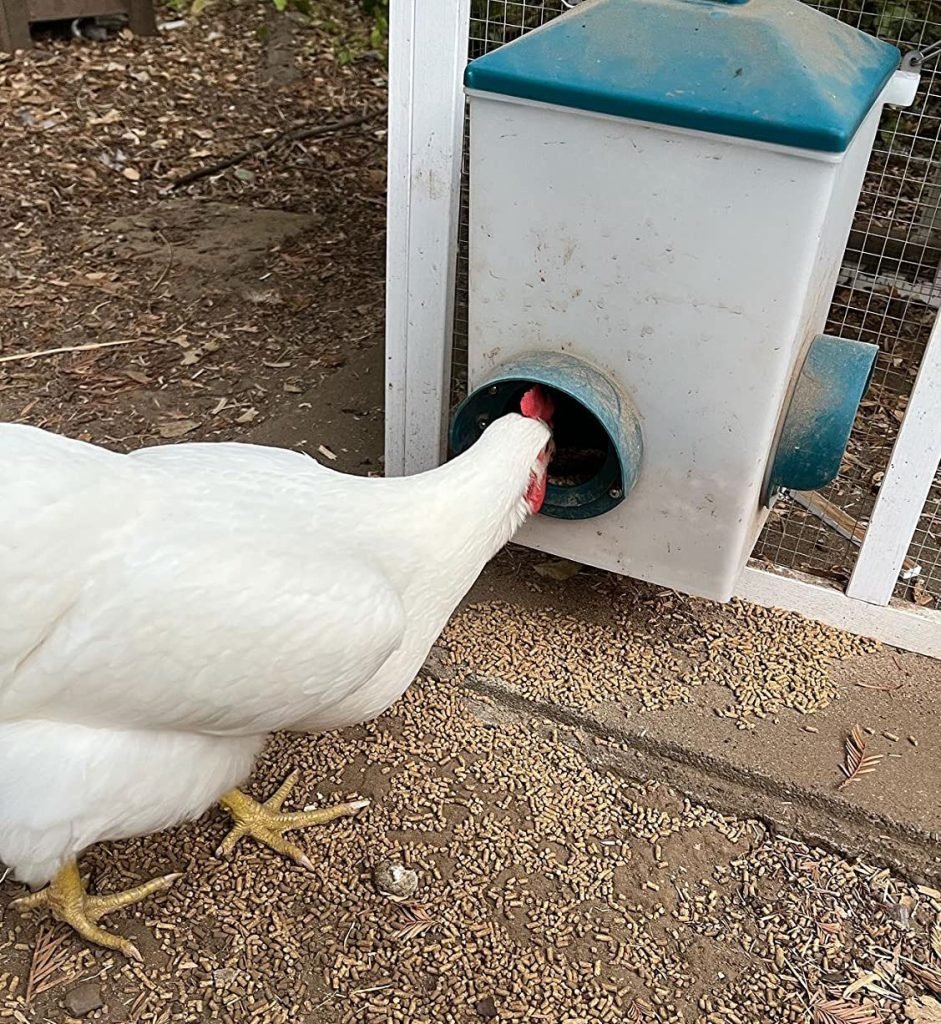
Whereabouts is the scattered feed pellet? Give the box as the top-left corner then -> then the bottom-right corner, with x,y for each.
2,673 -> 937,1024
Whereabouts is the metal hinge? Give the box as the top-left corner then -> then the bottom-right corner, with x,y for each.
902,40 -> 941,70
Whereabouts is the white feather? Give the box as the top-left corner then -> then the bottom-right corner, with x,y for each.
0,414 -> 550,884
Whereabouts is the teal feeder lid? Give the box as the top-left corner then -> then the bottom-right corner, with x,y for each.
464,0 -> 901,153
451,352 -> 643,520
765,334 -> 878,504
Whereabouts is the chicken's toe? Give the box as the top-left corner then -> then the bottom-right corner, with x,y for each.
216,771 -> 369,868
13,859 -> 179,960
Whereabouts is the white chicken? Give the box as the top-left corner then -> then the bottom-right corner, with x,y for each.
0,386 -> 554,959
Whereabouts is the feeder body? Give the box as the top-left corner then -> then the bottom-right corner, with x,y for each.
468,96 -> 888,599
460,0 -> 909,601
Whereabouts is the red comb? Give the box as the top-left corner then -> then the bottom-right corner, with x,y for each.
520,385 -> 555,425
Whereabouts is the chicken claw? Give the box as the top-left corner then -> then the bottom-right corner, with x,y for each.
216,770 -> 369,871
12,859 -> 181,961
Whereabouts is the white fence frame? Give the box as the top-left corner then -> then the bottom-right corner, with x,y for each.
384,0 -> 470,477
383,2 -> 941,659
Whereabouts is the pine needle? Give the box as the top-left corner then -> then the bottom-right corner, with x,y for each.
129,989 -> 155,1024
24,925 -> 74,1004
812,996 -> 883,1024
838,725 -> 884,790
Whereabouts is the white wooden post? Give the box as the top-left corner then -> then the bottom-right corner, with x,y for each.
845,310 -> 941,605
384,0 -> 472,477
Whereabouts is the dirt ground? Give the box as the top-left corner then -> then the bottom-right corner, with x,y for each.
3,5 -> 941,1024
5,668 -> 941,1024
0,0 -> 386,452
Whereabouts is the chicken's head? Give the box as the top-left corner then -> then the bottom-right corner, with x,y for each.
519,384 -> 555,427
519,385 -> 555,514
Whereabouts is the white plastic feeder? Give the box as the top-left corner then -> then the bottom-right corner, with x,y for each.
453,0 -> 918,602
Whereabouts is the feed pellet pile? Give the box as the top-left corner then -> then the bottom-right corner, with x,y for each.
2,668 -> 938,1024
440,596 -> 878,724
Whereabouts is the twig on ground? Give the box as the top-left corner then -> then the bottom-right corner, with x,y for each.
166,109 -> 384,190
0,339 -> 140,364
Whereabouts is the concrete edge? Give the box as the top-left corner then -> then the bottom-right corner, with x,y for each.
425,658 -> 941,886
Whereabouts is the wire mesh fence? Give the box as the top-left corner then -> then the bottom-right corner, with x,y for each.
450,0 -> 941,608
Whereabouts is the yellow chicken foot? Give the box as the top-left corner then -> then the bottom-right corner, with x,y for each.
216,769 -> 369,871
12,859 -> 181,961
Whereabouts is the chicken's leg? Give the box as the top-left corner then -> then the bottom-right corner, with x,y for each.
217,770 -> 369,871
12,859 -> 180,961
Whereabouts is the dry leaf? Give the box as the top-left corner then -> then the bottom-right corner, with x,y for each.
158,419 -> 199,439
88,108 -> 121,126
534,558 -> 583,581
931,924 -> 941,961
244,288 -> 282,306
842,971 -> 889,999
801,859 -> 823,882
626,998 -> 655,1021
812,997 -> 882,1024
838,725 -> 883,791
907,996 -> 941,1023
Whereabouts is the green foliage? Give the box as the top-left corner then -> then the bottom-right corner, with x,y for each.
470,0 -> 560,49
358,0 -> 388,53
465,0 -> 937,50
873,2 -> 928,46
351,0 -> 938,66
